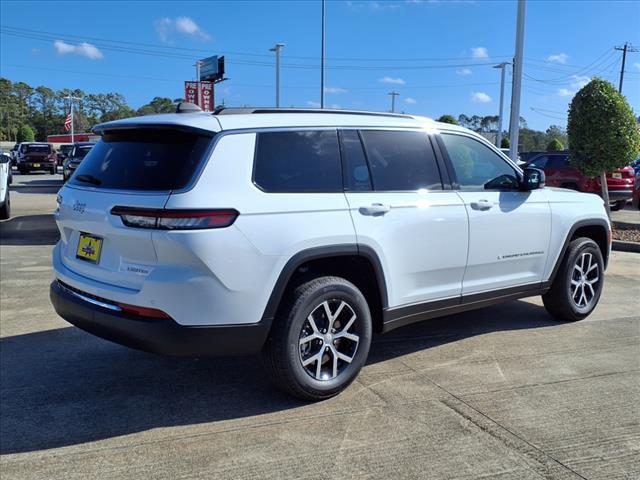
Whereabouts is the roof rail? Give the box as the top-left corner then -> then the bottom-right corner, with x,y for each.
213,107 -> 413,119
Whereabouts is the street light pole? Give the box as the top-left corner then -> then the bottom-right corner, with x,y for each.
320,0 -> 326,109
195,60 -> 202,107
388,91 -> 399,113
493,62 -> 509,148
270,43 -> 285,107
508,0 -> 526,162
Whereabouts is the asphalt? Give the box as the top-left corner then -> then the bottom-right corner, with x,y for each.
1,174 -> 639,480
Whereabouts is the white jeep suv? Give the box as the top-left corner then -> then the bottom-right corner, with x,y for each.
50,107 -> 610,400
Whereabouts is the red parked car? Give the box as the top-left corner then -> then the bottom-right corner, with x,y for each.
632,170 -> 640,210
527,152 -> 634,211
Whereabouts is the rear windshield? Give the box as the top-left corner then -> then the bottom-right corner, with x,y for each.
23,145 -> 51,154
69,128 -> 213,191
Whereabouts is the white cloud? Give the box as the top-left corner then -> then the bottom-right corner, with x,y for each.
404,97 -> 417,104
471,47 -> 488,59
175,16 -> 211,40
324,87 -> 348,94
634,62 -> 640,71
547,53 -> 568,64
470,91 -> 491,103
378,76 -> 405,85
555,76 -> 591,98
456,68 -> 472,76
154,18 -> 173,43
330,104 -> 341,109
306,101 -> 321,108
155,16 -> 211,43
53,40 -> 103,60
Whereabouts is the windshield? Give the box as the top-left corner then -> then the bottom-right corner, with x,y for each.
71,146 -> 93,159
69,128 -> 213,191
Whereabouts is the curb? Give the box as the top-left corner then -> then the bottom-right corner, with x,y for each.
613,221 -> 640,230
612,240 -> 640,253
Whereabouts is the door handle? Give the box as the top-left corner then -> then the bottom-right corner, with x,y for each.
470,199 -> 493,211
359,203 -> 391,216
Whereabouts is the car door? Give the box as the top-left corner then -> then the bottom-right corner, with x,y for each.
342,129 -> 468,309
437,132 -> 551,295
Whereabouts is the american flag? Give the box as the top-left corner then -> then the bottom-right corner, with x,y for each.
64,112 -> 72,132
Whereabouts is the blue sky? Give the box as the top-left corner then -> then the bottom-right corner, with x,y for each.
1,0 -> 639,131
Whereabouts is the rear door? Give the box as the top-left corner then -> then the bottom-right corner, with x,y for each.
56,126 -> 213,290
343,129 -> 468,308
438,132 -> 551,295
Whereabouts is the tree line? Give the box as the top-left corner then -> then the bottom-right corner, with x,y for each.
0,77 -> 177,142
436,114 -> 569,152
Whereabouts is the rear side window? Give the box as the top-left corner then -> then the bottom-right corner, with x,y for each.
547,155 -> 568,168
69,128 -> 212,191
254,131 -> 342,193
359,130 -> 442,191
528,155 -> 549,169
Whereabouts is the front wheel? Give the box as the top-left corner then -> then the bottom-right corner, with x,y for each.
263,276 -> 372,401
542,237 -> 604,321
0,189 -> 10,220
610,200 -> 626,211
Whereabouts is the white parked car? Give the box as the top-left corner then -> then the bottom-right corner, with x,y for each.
50,107 -> 611,400
0,152 -> 11,219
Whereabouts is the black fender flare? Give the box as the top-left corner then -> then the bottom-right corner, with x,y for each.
261,244 -> 388,322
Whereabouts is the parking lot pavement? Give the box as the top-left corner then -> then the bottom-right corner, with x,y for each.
1,177 -> 639,480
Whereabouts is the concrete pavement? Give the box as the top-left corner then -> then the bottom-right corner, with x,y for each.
1,175 -> 639,479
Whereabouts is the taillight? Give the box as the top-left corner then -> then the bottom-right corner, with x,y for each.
110,206 -> 239,230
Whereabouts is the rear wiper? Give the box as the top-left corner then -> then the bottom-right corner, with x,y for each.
75,174 -> 102,185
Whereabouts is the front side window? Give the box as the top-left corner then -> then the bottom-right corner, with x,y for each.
547,155 -> 568,169
254,130 -> 342,193
359,130 -> 442,191
440,134 -> 518,191
528,155 -> 549,169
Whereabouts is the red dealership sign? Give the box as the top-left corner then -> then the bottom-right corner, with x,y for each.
184,81 -> 214,111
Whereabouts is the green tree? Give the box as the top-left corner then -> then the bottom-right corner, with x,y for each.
547,138 -> 564,151
500,137 -> 510,149
567,78 -> 640,214
137,97 -> 175,115
17,124 -> 35,142
436,114 -> 458,125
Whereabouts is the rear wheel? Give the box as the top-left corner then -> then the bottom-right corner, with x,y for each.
49,165 -> 56,175
262,276 -> 372,401
542,237 -> 604,321
18,167 -> 27,175
610,200 -> 626,211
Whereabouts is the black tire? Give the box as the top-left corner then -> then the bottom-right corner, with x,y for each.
263,276 -> 372,401
0,188 -> 10,220
561,183 -> 579,191
49,165 -> 56,175
18,167 -> 27,175
610,200 -> 626,211
542,237 -> 604,321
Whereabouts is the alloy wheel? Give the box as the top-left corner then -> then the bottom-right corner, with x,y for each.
570,252 -> 599,308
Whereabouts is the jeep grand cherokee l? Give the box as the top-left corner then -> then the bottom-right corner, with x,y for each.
50,107 -> 611,400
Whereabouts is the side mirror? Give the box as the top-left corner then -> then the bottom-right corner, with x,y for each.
0,153 -> 11,164
521,167 -> 545,190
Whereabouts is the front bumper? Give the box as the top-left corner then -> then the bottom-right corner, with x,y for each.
607,189 -> 633,201
50,280 -> 271,356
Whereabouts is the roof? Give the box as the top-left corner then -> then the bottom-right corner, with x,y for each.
93,108 -> 472,135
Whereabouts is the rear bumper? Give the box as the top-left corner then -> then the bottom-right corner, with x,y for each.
50,280 -> 271,356
20,161 -> 55,170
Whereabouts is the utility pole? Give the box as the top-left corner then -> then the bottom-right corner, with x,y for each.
320,0 -> 326,109
65,94 -> 80,143
270,43 -> 285,107
508,0 -> 526,162
194,60 -> 202,106
388,91 -> 399,113
493,62 -> 509,148
615,42 -> 638,93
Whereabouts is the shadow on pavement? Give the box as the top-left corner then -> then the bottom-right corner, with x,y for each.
0,214 -> 60,245
0,300 -> 558,454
